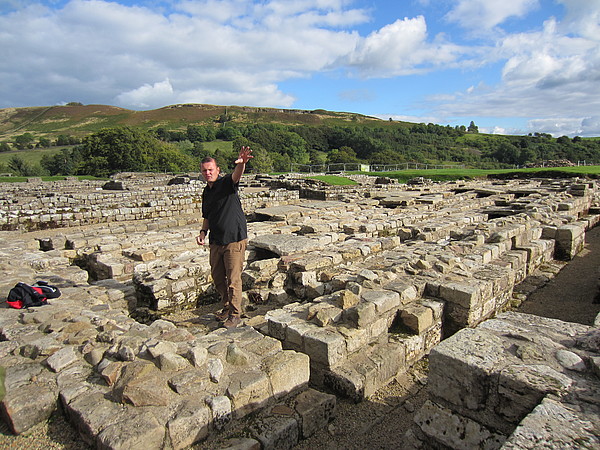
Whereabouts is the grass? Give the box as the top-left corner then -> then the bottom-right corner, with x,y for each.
200,140 -> 234,153
366,165 -> 600,183
307,175 -> 358,185
0,175 -> 103,183
0,147 -> 64,167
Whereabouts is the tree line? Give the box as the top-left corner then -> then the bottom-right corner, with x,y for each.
2,121 -> 600,177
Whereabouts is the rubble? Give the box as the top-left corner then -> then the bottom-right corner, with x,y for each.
1,173 -> 599,448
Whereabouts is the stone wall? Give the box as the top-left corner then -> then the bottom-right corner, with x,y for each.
0,175 -> 299,231
1,174 -> 599,448
407,311 -> 600,449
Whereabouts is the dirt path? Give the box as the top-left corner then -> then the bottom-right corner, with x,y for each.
3,228 -> 600,449
517,225 -> 600,325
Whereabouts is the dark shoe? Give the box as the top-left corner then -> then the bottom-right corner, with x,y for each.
223,315 -> 242,329
215,308 -> 230,321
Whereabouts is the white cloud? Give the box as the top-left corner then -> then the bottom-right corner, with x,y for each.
431,1 -> 600,136
378,114 -> 445,125
1,0 -> 599,138
581,116 -> 600,136
526,116 -> 600,137
115,79 -> 174,109
347,16 -> 464,77
445,0 -> 540,31
557,0 -> 600,39
0,0 -> 363,109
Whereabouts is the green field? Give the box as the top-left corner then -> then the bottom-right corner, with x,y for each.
307,175 -> 358,185
0,147 -> 64,167
0,140 -> 236,174
367,166 -> 600,183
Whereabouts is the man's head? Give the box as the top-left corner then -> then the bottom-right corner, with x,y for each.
201,157 -> 220,184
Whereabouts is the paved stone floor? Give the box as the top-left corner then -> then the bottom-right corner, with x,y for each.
2,217 -> 600,449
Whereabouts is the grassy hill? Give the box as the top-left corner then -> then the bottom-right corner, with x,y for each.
3,103 -> 599,177
0,103 -> 394,142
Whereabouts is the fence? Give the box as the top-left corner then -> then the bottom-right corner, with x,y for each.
290,162 -> 465,173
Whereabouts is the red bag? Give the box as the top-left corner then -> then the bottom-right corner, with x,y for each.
6,281 -> 60,309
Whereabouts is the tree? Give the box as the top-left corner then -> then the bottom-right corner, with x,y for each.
327,146 -> 362,164
76,127 -> 194,177
8,156 -> 37,176
0,142 -> 11,152
41,148 -> 81,175
187,125 -> 216,142
271,153 -> 292,172
213,147 -> 237,171
369,149 -> 403,165
467,121 -> 479,133
37,137 -> 52,148
492,140 -> 520,165
217,126 -> 242,141
56,134 -> 80,146
14,133 -> 35,150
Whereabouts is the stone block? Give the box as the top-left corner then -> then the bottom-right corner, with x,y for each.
496,364 -> 572,425
438,281 -> 481,309
45,345 -> 80,372
65,391 -> 126,445
158,352 -> 190,371
414,400 -> 505,450
294,388 -> 337,439
400,304 -> 434,334
113,361 -> 173,407
334,289 -> 360,309
312,305 -> 343,326
365,315 -> 390,342
502,397 -> 600,449
555,223 -> 585,260
362,343 -> 405,397
166,399 -> 211,449
249,415 -> 299,450
303,328 -> 347,368
226,370 -> 272,419
290,255 -> 333,271
263,351 -> 310,398
265,309 -> 295,341
285,321 -> 316,352
323,364 -> 365,401
428,328 -> 505,411
96,410 -> 166,450
206,395 -> 232,430
338,326 -> 369,354
343,300 -> 377,328
0,375 -> 58,434
361,289 -> 401,314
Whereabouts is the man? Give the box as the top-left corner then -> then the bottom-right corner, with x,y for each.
196,146 -> 253,328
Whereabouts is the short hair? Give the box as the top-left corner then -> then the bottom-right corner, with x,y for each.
201,157 -> 218,166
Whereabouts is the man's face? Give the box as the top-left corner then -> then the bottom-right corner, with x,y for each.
201,161 -> 220,184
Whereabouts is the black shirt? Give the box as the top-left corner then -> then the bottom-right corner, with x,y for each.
202,174 -> 247,245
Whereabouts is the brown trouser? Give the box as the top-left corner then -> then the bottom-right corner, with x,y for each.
209,239 -> 247,317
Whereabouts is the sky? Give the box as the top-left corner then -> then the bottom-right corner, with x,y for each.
1,0 -> 599,137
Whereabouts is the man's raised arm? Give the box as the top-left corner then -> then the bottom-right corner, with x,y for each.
231,146 -> 253,183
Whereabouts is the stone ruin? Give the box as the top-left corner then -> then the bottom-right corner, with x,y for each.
0,172 -> 598,448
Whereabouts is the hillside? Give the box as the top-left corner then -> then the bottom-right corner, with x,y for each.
2,103 -> 599,177
0,103 -> 390,141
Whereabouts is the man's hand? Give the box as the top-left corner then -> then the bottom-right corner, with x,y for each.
196,230 -> 207,246
234,146 -> 253,164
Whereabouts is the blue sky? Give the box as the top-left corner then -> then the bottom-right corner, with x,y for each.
1,0 -> 599,136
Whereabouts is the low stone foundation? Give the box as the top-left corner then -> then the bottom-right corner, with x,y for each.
408,311 -> 600,449
1,174 -> 599,448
